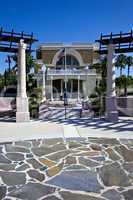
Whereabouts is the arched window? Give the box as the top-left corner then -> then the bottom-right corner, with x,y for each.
56,55 -> 79,69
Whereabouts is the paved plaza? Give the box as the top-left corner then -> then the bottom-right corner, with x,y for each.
0,117 -> 133,143
1,137 -> 133,199
0,117 -> 133,199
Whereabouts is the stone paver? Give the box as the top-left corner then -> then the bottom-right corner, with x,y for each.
105,147 -> 121,161
8,182 -> 55,200
0,137 -> 133,199
79,157 -> 101,168
59,191 -> 106,200
26,158 -> 43,169
16,163 -> 30,171
6,152 -> 24,161
27,169 -> 45,181
115,145 -> 133,162
0,171 -> 26,186
0,186 -> 7,199
99,162 -> 131,187
101,189 -> 123,200
42,196 -> 61,200
46,163 -> 63,177
46,169 -> 103,193
5,144 -> 30,153
0,154 -> 11,164
0,163 -> 16,171
122,189 -> 133,200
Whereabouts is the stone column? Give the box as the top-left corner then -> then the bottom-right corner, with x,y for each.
82,80 -> 88,101
16,39 -> 30,122
106,43 -> 118,121
78,76 -> 80,101
51,76 -> 53,101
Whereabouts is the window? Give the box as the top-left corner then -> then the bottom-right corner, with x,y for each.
56,55 -> 79,69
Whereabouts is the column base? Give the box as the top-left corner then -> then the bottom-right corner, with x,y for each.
16,97 -> 30,122
106,96 -> 119,122
41,96 -> 46,103
77,97 -> 80,102
16,112 -> 30,122
106,111 -> 118,122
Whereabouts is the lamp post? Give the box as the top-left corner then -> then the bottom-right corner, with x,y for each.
64,87 -> 68,119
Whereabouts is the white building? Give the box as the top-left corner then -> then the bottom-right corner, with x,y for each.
36,43 -> 100,102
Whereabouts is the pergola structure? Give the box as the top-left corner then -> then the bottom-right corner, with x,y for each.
0,27 -> 37,52
96,30 -> 133,121
0,28 -> 38,122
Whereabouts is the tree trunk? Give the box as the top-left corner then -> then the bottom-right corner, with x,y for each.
128,66 -> 130,77
120,67 -> 122,76
124,78 -> 127,96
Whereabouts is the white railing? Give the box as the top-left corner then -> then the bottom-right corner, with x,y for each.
47,69 -> 96,75
53,92 -> 83,99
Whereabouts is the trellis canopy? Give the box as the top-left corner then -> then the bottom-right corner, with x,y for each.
0,27 -> 38,53
96,30 -> 133,54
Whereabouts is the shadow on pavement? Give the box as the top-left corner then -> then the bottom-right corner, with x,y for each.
41,117 -> 133,133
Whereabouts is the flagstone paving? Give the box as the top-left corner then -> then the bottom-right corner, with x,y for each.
0,137 -> 133,199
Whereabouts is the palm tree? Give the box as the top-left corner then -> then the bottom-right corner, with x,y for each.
91,57 -> 107,95
126,56 -> 133,77
115,54 -> 127,76
91,57 -> 107,79
90,57 -> 107,115
26,53 -> 35,74
11,53 -> 35,74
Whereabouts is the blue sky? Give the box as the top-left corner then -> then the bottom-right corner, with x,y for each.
0,0 -> 133,73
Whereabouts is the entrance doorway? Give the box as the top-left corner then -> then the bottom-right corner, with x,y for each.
52,79 -> 82,100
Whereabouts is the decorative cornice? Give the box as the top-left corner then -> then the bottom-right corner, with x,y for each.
37,42 -> 98,50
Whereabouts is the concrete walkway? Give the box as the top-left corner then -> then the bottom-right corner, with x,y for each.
0,117 -> 133,143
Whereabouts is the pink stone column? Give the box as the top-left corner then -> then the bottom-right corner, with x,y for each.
106,43 -> 118,121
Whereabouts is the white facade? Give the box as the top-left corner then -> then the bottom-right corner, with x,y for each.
36,43 -> 100,102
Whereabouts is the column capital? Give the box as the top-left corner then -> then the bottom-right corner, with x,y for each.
108,43 -> 115,50
19,39 -> 27,49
